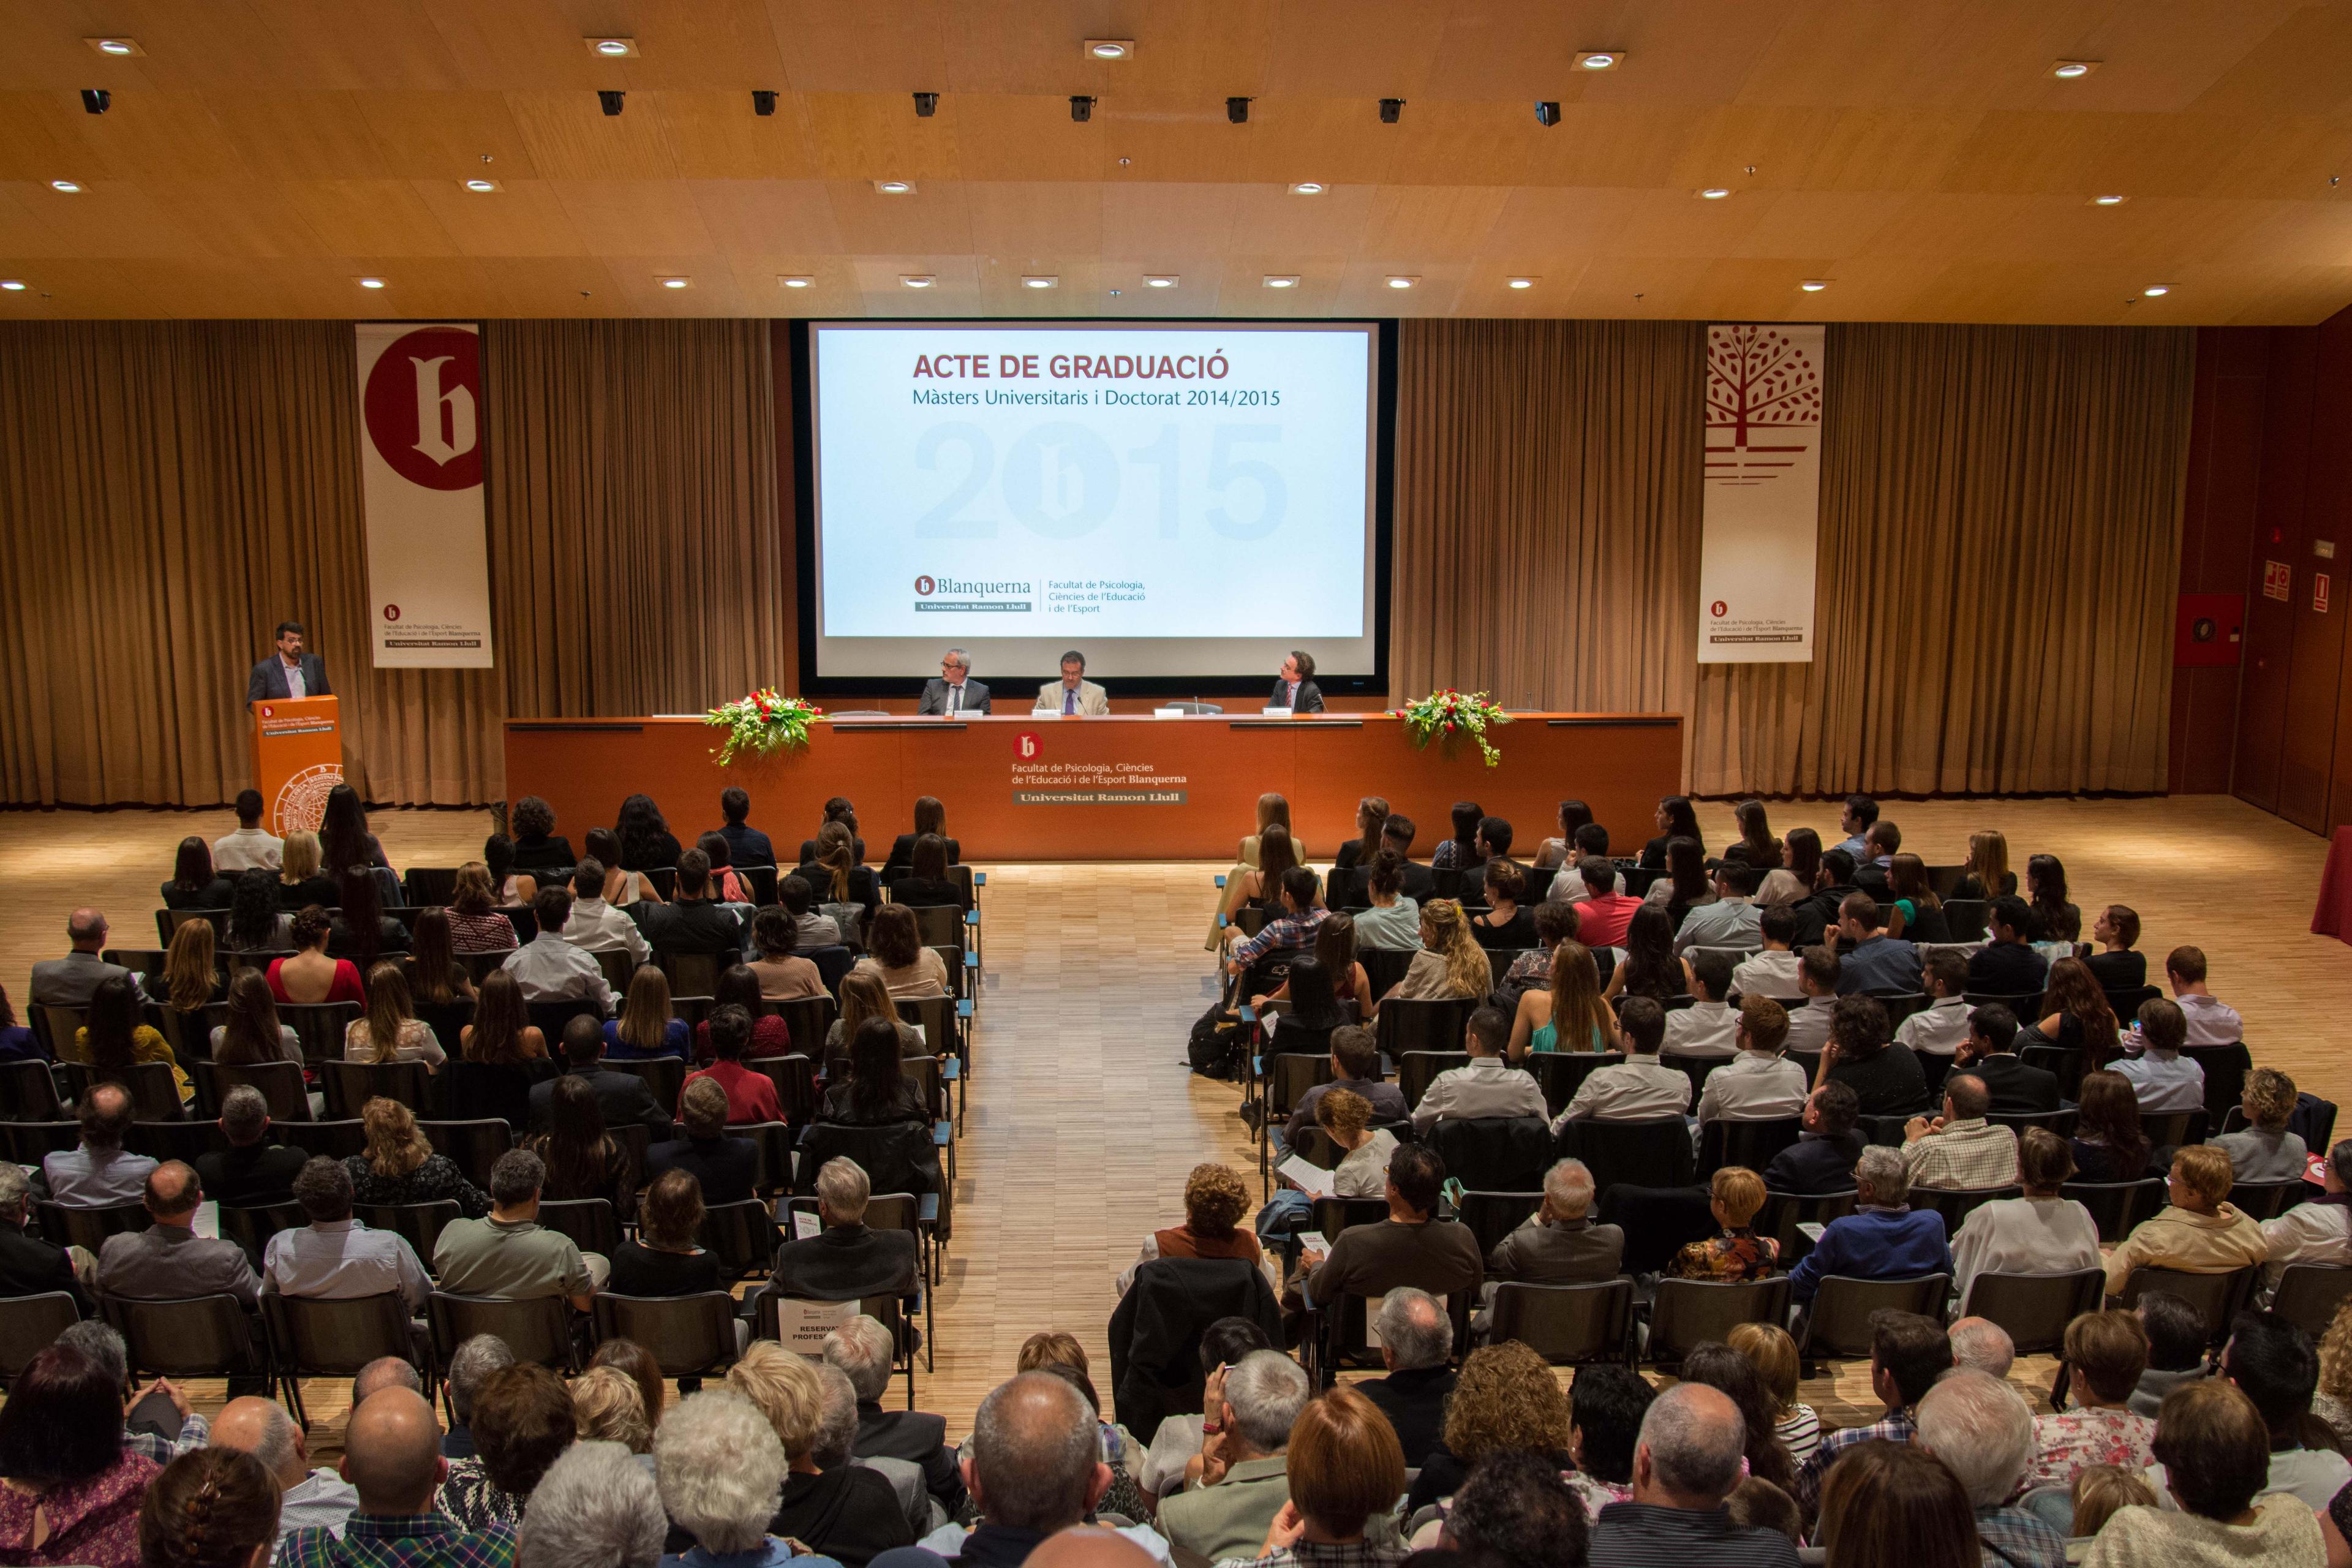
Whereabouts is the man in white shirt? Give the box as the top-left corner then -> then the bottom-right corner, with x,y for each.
1554,998 -> 1691,1126
2260,1140 -> 2352,1295
1662,951 -> 1740,1060
1673,864 -> 1763,954
1412,1008 -> 1548,1129
1729,906 -> 1803,1001
263,1158 -> 432,1314
1696,998 -> 1809,1126
557,861 -> 651,966
1549,824 -> 1618,904
499,887 -> 615,1015
211,789 -> 285,873
2112,996 -> 2207,1114
209,1396 -> 360,1548
1781,948 -> 1842,1052
2165,944 -> 2245,1046
1896,951 -> 1973,1057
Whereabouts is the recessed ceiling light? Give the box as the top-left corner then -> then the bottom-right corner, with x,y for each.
1022,276 -> 1058,290
1697,187 -> 1732,200
2090,194 -> 2127,206
900,274 -> 935,288
874,180 -> 914,195
1506,277 -> 1536,290
658,276 -> 691,289
2143,284 -> 2171,297
2051,59 -> 2098,79
1085,39 -> 1134,60
356,277 -> 386,289
0,281 -> 25,292
50,180 -> 82,194
1385,276 -> 1418,290
587,36 -> 637,57
1263,275 -> 1299,288
85,37 -> 142,56
778,275 -> 813,289
462,178 -> 500,193
1574,51 -> 1623,70
1800,280 -> 1830,292
1289,182 -> 1325,195
1144,274 -> 1178,288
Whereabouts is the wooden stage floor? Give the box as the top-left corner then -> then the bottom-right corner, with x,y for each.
2,794 -> 2345,1453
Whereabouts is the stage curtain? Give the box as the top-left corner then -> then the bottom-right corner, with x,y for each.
1393,318 -> 2193,796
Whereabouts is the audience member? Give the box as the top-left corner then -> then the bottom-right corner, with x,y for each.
460,968 -> 549,1063
2071,1071 -> 2155,1183
97,1163 -> 260,1332
2022,1311 -> 2156,1493
1729,906 -> 1803,1001
2087,1381 -> 2324,1567
2132,1293 -> 2216,1419
44,1082 -> 159,1208
67,971 -> 190,1102
1787,1147 -> 1951,1305
1968,897 -> 2049,996
1352,850 -> 1424,951
1221,1385 -> 1404,1568
440,1363 -> 576,1531
903,1372 -> 1118,1568
0,1163 -> 88,1309
1833,894 -> 1920,995
1727,1323 -> 1820,1467
1790,848 -> 1860,949
1815,996 -> 1929,1117
1763,1082 -> 1866,1195
1570,857 -> 1645,950
29,908 -> 145,1009
2165,1310 -> 2351,1509
856,906 -> 949,1000
1299,1145 -> 1482,1312
345,1096 -> 491,1218
528,1014 -> 673,1137
1662,1166 -> 1778,1281
727,1343 -> 912,1566
1814,1440 -> 1980,1568
1485,1159 -> 1624,1287
0,1343 -> 157,1568
1900,1073 -> 2019,1189
1676,1344 -> 1798,1495
646,1077 -> 760,1206
1406,1341 -> 1574,1513
2104,1145 -> 2267,1298
562,861 -> 653,965
1664,949 -> 1740,1058
284,1387 -> 518,1567
1695,998 -> 1807,1125
208,1395 -> 358,1550
1437,1448 -> 1590,1568
2163,947 -> 2244,1047
654,1391 -> 810,1568
353,1357 -> 421,1406
2113,998 -> 2207,1114
1137,1316 -> 1276,1503
442,1335 -> 514,1460
214,790 -> 285,872
431,1150 -> 601,1310
517,1439 -> 666,1568
1281,1027 -> 1406,1152
2209,1068 -> 2307,1182
1910,1371 -> 2065,1568
607,1169 -> 723,1298
1674,862 -> 1763,954
1779,946 -> 1841,1052
826,1317 -> 967,1518
1953,1003 -> 2061,1114
1948,1316 -> 2015,1379
1896,952 -> 1973,1058
1553,997 -> 1689,1125
501,887 -> 615,1012
819,1019 -> 930,1128
772,1157 -> 922,1305
1565,1363 -> 1655,1520
603,965 -> 689,1063
1950,1129 -> 2101,1308
1790,1309 -> 1953,1515
1588,1382 -> 1798,1568
1352,1290 -> 1455,1469
2068,1464 -> 2156,1539
264,1155 -> 431,1315
2260,1139 -> 2352,1293
683,1006 -> 787,1126
1411,1008 -> 1547,1128
1508,938 -> 1615,1057
193,1085 -> 309,1205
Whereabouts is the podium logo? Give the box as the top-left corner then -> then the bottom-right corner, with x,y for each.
1015,731 -> 1042,761
363,326 -> 483,491
914,575 -> 936,596
260,705 -> 274,718
1709,600 -> 1728,618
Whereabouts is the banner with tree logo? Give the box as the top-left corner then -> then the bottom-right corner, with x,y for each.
1698,323 -> 1823,663
355,323 -> 495,669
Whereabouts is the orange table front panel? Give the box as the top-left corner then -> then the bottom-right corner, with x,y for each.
503,713 -> 1684,863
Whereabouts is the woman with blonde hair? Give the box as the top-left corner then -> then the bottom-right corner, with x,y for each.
2312,1295 -> 2352,1447
1381,900 -> 1490,1008
276,830 -> 338,908
1956,829 -> 2016,900
1728,1322 -> 1820,1465
1509,939 -> 1615,1056
728,1343 -> 914,1564
1662,1166 -> 1777,1281
821,970 -> 925,1082
161,919 -> 221,1016
2210,1066 -> 2307,1181
1207,792 -> 1307,950
570,1365 -> 652,1455
445,864 -> 518,953
344,1096 -> 489,1216
343,962 -> 445,1068
605,965 -> 690,1062
802,820 -> 876,913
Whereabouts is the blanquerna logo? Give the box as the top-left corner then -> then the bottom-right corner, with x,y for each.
914,575 -> 935,596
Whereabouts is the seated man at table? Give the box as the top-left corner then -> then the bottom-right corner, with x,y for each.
1787,1145 -> 1952,1305
1763,1082 -> 1865,1195
1036,649 -> 1109,715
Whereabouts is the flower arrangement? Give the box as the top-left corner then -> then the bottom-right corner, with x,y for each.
1395,688 -> 1511,767
704,688 -> 823,764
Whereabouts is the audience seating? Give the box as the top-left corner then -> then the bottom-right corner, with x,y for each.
354,1200 -> 461,1264
416,1000 -> 474,1054
525,1000 -> 604,1044
1526,1052 -> 1623,1118
0,1294 -> 81,1384
698,1199 -> 780,1281
0,1061 -> 64,1121
265,1292 -> 427,1428
1909,1185 -> 2022,1233
2225,1178 -> 2303,1221
590,950 -> 636,994
598,1056 -> 685,1113
2136,1109 -> 2211,1148
126,1119 -> 226,1164
1645,1276 -> 1794,1370
2016,1044 -> 2084,1099
1308,1196 -> 1390,1243
536,1199 -> 622,1259
744,1055 -> 820,1126
324,1059 -> 439,1120
420,1119 -> 514,1189
428,1292 -> 575,1374
1487,1279 -> 1634,1365
1427,1117 -> 1551,1192
1700,1117 -> 1803,1176
1962,1269 -> 2105,1362
1393,1051 -> 1469,1111
280,1003 -> 364,1066
1555,1117 -> 1694,1189
2272,1265 -> 2352,1340
1378,1000 -> 1478,1060
1306,1286 -> 1471,1387
1758,1190 -> 1858,1268
36,1200 -> 149,1253
1943,900 -> 1990,941
1799,1273 -> 1953,1373
104,1294 -> 277,1395
216,1202 -> 307,1270
56,1061 -> 181,1123
2117,1266 -> 2258,1354
194,1060 -> 312,1123
660,952 -> 727,998
2181,1043 -> 2253,1126
2063,1178 -> 2168,1244
1986,1109 -> 2078,1139
592,1293 -> 740,1380
1655,1051 -> 1722,1105
1451,1190 -> 1542,1256
1,1122 -> 80,1166
753,1289 -> 918,1406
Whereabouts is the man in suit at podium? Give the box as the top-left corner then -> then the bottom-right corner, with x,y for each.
1036,649 -> 1109,715
916,648 -> 990,716
1270,650 -> 1325,713
247,620 -> 331,703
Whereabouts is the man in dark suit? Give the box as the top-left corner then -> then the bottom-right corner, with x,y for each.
1966,897 -> 2050,997
194,1087 -> 309,1207
646,1078 -> 760,1204
1269,650 -> 1325,713
245,620 -> 331,703
769,1156 -> 919,1301
0,1164 -> 88,1311
529,1016 -> 674,1137
1355,1287 -> 1456,1467
827,1313 -> 968,1516
1763,1082 -> 1866,1194
916,649 -> 990,716
715,787 -> 775,867
1378,815 -> 1438,902
638,850 -> 743,956
1954,1005 -> 2061,1114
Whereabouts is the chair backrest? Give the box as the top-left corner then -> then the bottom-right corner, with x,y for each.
415,999 -> 475,1054
2226,1180 -> 2302,1222
2138,1109 -> 2210,1149
1986,1109 -> 2079,1139
760,996 -> 836,1058
1757,1189 -> 1858,1265
661,952 -> 727,999
404,869 -> 461,906
216,1201 -> 307,1270
2014,1044 -> 2085,1101
1855,1113 -> 1914,1148
1308,1196 -> 1393,1243
598,1056 -> 687,1113
1646,1276 -> 1796,1367
1379,1000 -> 1478,1058
905,905 -> 962,949
1360,948 -> 1416,997
1909,1185 -> 2022,1234
1452,1191 -> 1543,1257
535,1198 -> 621,1259
266,1292 -> 416,1377
1556,1117 -> 1695,1190
126,1119 -> 227,1164
1487,1280 -> 1634,1364
1395,1052 -> 1470,1111
36,1006 -> 88,1058
592,949 -> 638,994
103,1294 -> 268,1379
1801,1274 -> 1954,1359
278,1003 -> 363,1066
1959,1268 -> 2105,1352
744,1055 -> 821,1125
2,1122 -> 81,1166
894,997 -> 957,1058
419,1120 -> 514,1189
2061,1178 -> 2169,1245
591,1292 -> 741,1376
1699,1117 -> 1803,1177
0,1061 -> 63,1122
1526,1053 -> 1624,1118
323,1059 -> 437,1121
0,1294 -> 81,1382
353,1200 -> 461,1264
2180,1044 -> 2252,1126
1943,900 -> 1990,941
743,1122 -> 794,1196
1427,1117 -> 1553,1192
199,1059 -> 312,1123
526,999 -> 605,1044
36,1200 -> 151,1252
1655,1052 -> 1721,1106
699,1198 -> 780,1280
2119,1266 -> 2258,1347
79,1060 -> 182,1123
428,1292 -> 575,1371
1267,1055 -> 1333,1120
301,1119 -> 370,1161
2272,1265 -> 2352,1341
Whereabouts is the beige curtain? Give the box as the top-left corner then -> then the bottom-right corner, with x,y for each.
0,317 -> 780,807
1393,319 -> 2193,796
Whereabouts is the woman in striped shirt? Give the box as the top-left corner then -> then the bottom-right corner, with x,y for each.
445,862 -> 518,952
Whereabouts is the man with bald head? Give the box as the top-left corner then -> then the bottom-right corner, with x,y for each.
211,1394 -> 359,1547
353,1355 -> 423,1408
97,1158 -> 269,1394
1022,1530 -> 1156,1568
1589,1382 -> 1799,1567
870,1372 -> 1112,1568
42,1081 -> 156,1208
29,907 -> 143,1007
282,1387 -> 518,1567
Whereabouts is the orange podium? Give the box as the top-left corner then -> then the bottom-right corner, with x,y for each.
248,696 -> 344,835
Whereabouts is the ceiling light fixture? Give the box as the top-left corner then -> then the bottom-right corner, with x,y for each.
1534,100 -> 1561,126
1069,95 -> 1093,122
1086,39 -> 1134,60
1227,97 -> 1251,124
1574,51 -> 1623,70
50,180 -> 82,194
1289,181 -> 1325,195
900,274 -> 935,288
587,36 -> 637,56
1385,276 -> 1418,290
1022,276 -> 1058,289
2051,59 -> 2098,79
1698,187 -> 1732,199
1506,277 -> 1536,289
85,37 -> 141,55
874,179 -> 914,194
597,89 -> 625,116
1144,274 -> 1178,288
462,178 -> 500,192
356,277 -> 385,289
1262,274 -> 1298,288
1379,98 -> 1403,123
658,276 -> 691,289
2090,194 -> 2127,206
1800,280 -> 1830,292
0,281 -> 26,291
913,92 -> 938,117
2143,284 -> 2171,297
778,275 -> 813,288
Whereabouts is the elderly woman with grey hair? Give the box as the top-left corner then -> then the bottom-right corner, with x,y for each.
655,1390 -> 823,1568
518,1440 -> 667,1568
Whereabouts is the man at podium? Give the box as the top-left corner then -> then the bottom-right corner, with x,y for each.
247,620 -> 331,703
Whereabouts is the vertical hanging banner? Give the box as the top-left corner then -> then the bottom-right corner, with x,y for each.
356,323 -> 496,668
1698,323 -> 1824,662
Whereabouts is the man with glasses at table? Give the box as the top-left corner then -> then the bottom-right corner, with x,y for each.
916,648 -> 991,716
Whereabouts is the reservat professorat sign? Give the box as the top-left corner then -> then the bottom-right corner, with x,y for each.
355,323 -> 496,669
1698,323 -> 1825,663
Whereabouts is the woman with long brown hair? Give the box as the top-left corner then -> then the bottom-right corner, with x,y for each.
606,965 -> 689,1061
1604,905 -> 1682,1001
1534,798 -> 1592,872
745,908 -> 823,1000
2022,956 -> 2122,1059
1883,853 -> 1949,941
160,835 -> 233,911
345,1095 -> 489,1216
1643,836 -> 1716,926
2071,1069 -> 2153,1182
1511,939 -> 1615,1055
1816,1440 -> 1980,1568
209,969 -> 298,1067
330,863 -> 408,971
1727,800 -> 1783,870
1337,795 -> 1390,871
458,968 -> 545,1063
821,970 -> 924,1080
885,794 -> 959,872
70,973 -> 192,1102
405,906 -> 474,1005
853,904 -> 948,999
1256,911 -> 1371,1020
818,1017 -> 929,1126
802,820 -> 876,911
584,826 -> 663,907
529,1074 -> 631,1211
891,834 -> 963,910
1207,791 -> 1305,949
344,962 -> 445,1069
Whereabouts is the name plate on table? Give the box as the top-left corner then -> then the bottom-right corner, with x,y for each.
1261,707 -> 1294,717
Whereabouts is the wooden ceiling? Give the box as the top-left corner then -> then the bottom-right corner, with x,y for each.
5,0 -> 2352,323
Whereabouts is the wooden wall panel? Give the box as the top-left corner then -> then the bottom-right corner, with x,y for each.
2169,328 -> 2266,796
2234,327 -> 2316,815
